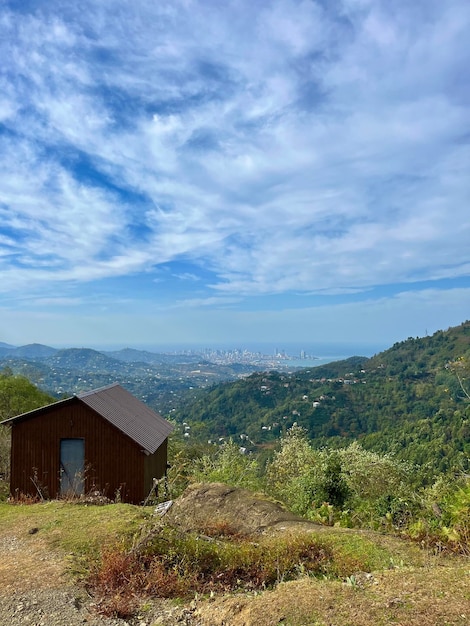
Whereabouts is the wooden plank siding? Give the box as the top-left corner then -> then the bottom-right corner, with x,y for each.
10,398 -> 166,503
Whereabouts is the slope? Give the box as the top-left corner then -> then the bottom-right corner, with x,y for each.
175,321 -> 470,474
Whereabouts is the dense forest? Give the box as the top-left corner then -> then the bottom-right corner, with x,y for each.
174,321 -> 470,477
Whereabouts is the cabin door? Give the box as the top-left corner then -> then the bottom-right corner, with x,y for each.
60,438 -> 85,496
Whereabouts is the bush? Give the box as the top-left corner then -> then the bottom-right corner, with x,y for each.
87,523 -> 378,616
265,430 -> 416,529
191,439 -> 261,491
411,476 -> 470,555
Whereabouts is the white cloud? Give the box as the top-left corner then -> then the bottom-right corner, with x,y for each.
0,0 -> 468,323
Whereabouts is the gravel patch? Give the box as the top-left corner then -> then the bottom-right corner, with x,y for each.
0,587 -> 206,626
0,588 -> 125,626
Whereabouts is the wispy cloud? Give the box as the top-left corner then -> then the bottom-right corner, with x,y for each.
0,0 -> 469,346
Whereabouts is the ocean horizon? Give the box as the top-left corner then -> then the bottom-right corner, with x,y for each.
96,341 -> 386,361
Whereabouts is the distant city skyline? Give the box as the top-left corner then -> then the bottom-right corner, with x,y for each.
0,339 -> 370,374
0,336 -> 431,363
1,1 -> 469,349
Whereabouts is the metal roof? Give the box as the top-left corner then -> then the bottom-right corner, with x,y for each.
77,383 -> 174,454
4,383 -> 174,455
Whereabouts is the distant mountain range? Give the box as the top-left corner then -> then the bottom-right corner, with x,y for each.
0,343 -> 58,358
0,343 -> 205,363
0,343 -> 264,414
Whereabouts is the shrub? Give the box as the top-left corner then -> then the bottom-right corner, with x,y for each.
407,475 -> 470,555
191,439 -> 261,491
87,524 -> 374,616
265,432 -> 416,529
443,481 -> 470,554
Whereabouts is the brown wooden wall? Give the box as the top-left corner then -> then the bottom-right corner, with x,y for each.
144,438 -> 168,498
10,399 -> 168,504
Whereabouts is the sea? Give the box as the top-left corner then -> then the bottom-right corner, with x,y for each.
121,341 -> 386,369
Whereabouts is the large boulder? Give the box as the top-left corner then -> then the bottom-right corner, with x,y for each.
165,482 -> 318,535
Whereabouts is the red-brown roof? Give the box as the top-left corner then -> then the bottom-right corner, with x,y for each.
5,383 -> 174,454
77,383 -> 173,454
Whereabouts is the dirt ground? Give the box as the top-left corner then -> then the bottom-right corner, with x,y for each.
0,483 -> 469,626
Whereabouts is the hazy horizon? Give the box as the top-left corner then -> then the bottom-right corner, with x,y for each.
0,337 -> 404,359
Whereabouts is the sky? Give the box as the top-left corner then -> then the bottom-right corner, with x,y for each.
0,0 -> 469,353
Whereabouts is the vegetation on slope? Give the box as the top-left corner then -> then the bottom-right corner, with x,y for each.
0,490 -> 468,625
174,321 -> 470,476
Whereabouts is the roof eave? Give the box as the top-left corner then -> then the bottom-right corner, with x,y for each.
1,396 -> 75,425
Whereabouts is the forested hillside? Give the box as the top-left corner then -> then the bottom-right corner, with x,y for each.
175,322 -> 470,475
1,326 -> 470,554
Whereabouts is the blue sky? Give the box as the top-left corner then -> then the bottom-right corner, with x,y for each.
0,0 -> 469,352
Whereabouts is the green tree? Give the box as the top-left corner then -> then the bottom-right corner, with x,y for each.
191,439 -> 261,491
446,357 -> 470,401
0,425 -> 10,481
265,424 -> 316,507
0,371 -> 55,497
0,370 -> 55,421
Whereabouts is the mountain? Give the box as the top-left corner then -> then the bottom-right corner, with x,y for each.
104,348 -> 202,365
48,348 -> 123,371
0,343 -> 58,358
174,321 -> 470,476
0,341 -> 16,350
0,346 -> 264,412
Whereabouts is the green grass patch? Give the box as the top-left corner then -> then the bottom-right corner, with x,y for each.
0,500 -> 148,556
318,531 -> 404,575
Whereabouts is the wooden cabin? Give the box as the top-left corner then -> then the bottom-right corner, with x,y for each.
6,383 -> 174,504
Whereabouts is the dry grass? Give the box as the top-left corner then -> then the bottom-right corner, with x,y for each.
0,532 -> 65,592
194,561 -> 470,626
0,496 -> 468,625
0,500 -> 148,594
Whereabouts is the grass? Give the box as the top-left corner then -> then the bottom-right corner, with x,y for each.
85,518 -> 427,617
0,499 -> 468,624
0,500 -> 148,558
0,499 -> 151,606
203,563 -> 470,626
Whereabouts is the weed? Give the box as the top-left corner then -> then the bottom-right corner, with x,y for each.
86,524 -> 387,618
89,546 -> 143,617
8,490 -> 41,505
344,574 -> 358,588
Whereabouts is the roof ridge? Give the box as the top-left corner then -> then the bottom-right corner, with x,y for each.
77,382 -> 120,398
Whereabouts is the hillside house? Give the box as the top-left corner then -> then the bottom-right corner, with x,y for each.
5,383 -> 173,504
